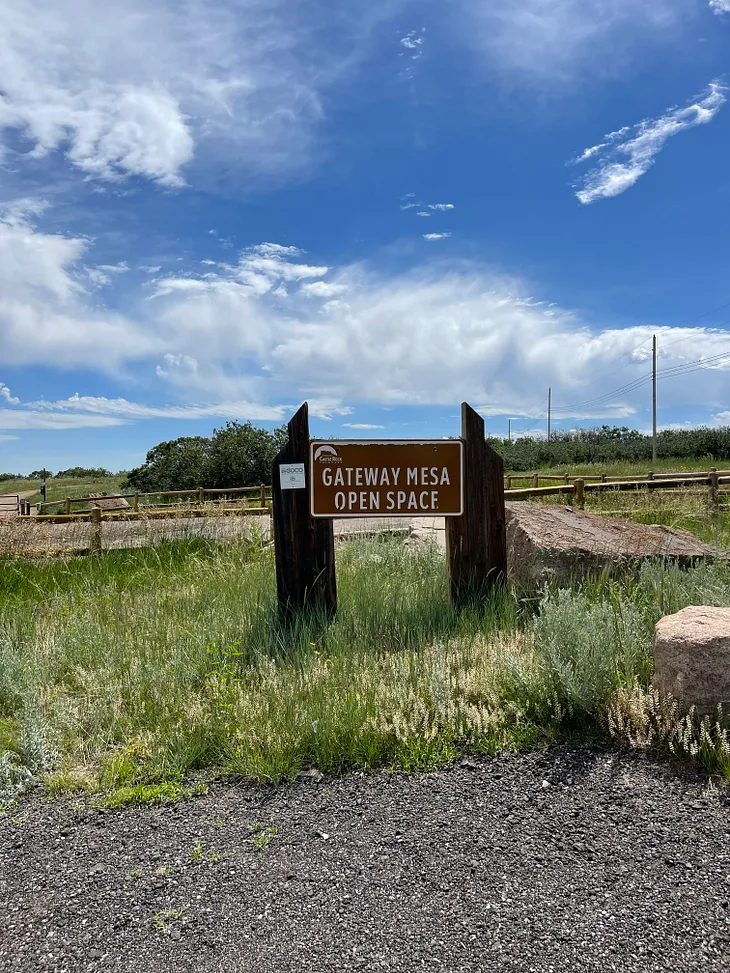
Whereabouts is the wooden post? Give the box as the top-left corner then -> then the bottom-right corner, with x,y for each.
65,497 -> 71,514
133,493 -> 139,511
647,471 -> 654,481
272,403 -> 336,620
710,469 -> 720,513
574,478 -> 585,510
601,473 -> 607,483
260,484 -> 266,509
90,507 -> 102,555
446,403 -> 506,603
506,475 -> 512,490
533,473 -> 539,488
198,487 -> 205,504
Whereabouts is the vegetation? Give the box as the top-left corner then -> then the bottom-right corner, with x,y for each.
0,475 -> 125,506
0,530 -> 728,806
493,424 -> 730,471
123,422 -> 287,493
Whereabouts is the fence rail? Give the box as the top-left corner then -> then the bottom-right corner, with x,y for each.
37,484 -> 272,515
505,473 -> 730,508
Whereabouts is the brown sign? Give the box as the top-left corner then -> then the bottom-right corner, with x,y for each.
310,440 -> 463,518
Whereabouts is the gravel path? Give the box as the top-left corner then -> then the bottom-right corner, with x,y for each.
1,745 -> 728,973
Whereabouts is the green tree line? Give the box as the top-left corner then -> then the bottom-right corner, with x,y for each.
490,425 -> 730,471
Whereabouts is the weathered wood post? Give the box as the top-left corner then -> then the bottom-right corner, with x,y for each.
574,478 -> 585,510
65,497 -> 71,515
272,403 -> 336,620
533,473 -> 539,488
90,507 -> 102,555
709,469 -> 720,513
198,487 -> 205,505
446,402 -> 506,603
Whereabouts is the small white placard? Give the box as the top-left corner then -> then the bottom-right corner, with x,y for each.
280,463 -> 306,490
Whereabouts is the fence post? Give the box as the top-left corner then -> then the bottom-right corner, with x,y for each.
90,507 -> 102,555
272,402 -> 336,620
446,402 -> 506,604
506,475 -> 512,490
260,483 -> 266,509
710,469 -> 720,513
647,471 -> 654,481
133,493 -> 139,512
574,478 -> 585,510
198,487 -> 205,505
533,473 -> 539,488
65,497 -> 71,515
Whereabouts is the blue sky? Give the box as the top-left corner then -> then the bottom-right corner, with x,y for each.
1,0 -> 730,473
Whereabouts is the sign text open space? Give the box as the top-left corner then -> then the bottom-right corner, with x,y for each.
310,440 -> 463,517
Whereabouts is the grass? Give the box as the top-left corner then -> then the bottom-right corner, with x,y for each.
523,457 -> 726,478
0,475 -> 126,506
0,524 -> 728,806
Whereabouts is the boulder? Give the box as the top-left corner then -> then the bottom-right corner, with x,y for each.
652,606 -> 730,714
505,502 -> 724,587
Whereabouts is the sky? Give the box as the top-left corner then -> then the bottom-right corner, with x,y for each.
1,0 -> 730,474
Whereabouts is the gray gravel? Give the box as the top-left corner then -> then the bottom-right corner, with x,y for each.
1,745 -> 728,973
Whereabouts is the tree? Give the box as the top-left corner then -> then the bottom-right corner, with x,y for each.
122,423 -> 288,492
123,437 -> 213,493
205,422 -> 288,489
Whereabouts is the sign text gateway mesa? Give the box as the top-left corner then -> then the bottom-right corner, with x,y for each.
310,440 -> 463,517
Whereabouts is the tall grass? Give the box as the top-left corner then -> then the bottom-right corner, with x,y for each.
1,536 -> 728,803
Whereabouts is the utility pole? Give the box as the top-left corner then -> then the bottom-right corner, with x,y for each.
547,388 -> 551,442
652,334 -> 657,463
508,418 -> 512,443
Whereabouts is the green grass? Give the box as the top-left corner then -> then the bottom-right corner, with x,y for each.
0,475 -> 126,506
0,533 -> 728,804
516,456 -> 725,478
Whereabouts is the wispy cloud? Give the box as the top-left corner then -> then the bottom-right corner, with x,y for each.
710,0 -> 730,13
343,422 -> 385,430
571,80 -> 727,204
423,232 -> 451,241
428,203 -> 454,211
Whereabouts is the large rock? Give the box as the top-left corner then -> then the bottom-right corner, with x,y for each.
653,607 -> 730,713
505,502 -> 724,587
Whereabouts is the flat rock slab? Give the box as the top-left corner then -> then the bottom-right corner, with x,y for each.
653,606 -> 730,713
0,746 -> 727,973
506,502 -> 725,587
87,493 -> 130,509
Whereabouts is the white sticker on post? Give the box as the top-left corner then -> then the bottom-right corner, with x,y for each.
280,463 -> 306,490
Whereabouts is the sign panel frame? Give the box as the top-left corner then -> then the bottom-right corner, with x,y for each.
309,439 -> 464,519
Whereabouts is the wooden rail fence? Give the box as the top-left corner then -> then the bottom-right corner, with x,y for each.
505,472 -> 730,510
36,484 -> 271,517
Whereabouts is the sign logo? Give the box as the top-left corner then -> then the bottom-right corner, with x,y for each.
310,440 -> 463,518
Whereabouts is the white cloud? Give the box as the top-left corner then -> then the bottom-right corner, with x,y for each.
710,0 -> 730,13
0,384 -> 20,405
0,409 -> 128,430
714,411 -> 730,423
0,204 -> 157,368
572,81 -> 727,204
423,233 -> 452,240
0,0 -> 397,189
0,434 -> 19,442
300,281 -> 347,298
4,203 -> 730,427
400,29 -> 426,52
428,203 -> 454,211
343,423 -> 385,429
416,211 -> 431,217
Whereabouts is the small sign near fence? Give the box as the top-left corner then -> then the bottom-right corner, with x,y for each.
309,441 -> 463,518
279,463 -> 306,490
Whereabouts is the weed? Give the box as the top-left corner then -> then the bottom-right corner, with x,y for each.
248,823 -> 277,850
96,781 -> 183,808
152,907 -> 187,935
